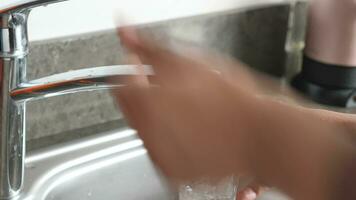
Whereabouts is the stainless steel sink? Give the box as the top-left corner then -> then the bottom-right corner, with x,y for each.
19,126 -> 291,200
20,128 -> 175,200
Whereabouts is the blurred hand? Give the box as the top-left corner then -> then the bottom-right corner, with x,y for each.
113,26 -> 258,181
113,26 -> 356,200
115,27 -> 268,199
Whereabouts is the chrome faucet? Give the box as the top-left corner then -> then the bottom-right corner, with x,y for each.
0,1 -> 150,199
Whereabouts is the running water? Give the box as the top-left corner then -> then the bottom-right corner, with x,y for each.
178,176 -> 238,200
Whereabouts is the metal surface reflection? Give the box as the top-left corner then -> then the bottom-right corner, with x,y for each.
0,1 -> 67,13
21,129 -> 174,200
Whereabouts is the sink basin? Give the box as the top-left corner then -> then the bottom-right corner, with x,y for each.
20,128 -> 176,200
19,127 -> 292,200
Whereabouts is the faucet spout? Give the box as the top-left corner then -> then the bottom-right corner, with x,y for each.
11,65 -> 153,102
0,0 -> 68,14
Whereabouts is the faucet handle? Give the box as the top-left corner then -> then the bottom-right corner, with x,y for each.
1,0 -> 68,57
0,0 -> 67,14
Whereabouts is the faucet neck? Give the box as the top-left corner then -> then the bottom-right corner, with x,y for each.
0,11 -> 30,58
0,9 -> 29,200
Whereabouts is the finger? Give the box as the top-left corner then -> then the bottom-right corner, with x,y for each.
117,27 -> 162,86
116,28 -> 150,87
250,185 -> 268,195
237,188 -> 258,200
117,26 -> 142,54
110,39 -> 151,129
118,27 -> 213,85
117,26 -> 154,67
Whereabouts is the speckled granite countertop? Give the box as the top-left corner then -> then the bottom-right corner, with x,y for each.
26,5 -> 290,146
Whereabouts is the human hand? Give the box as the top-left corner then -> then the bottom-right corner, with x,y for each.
112,26 -> 260,181
113,26 -> 356,200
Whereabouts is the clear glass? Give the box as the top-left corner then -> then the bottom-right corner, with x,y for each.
178,176 -> 238,200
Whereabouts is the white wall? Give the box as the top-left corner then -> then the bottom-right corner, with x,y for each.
2,0 -> 290,41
